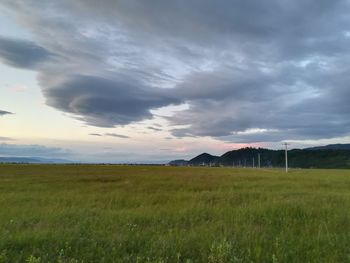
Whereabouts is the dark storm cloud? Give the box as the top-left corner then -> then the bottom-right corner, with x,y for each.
68,0 -> 347,45
168,60 -> 350,141
0,110 -> 13,116
43,75 -> 180,127
2,0 -> 350,142
0,36 -> 52,69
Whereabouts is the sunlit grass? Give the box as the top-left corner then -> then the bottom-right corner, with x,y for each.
0,165 -> 349,262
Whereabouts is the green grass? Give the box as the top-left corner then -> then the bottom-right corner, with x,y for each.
0,165 -> 349,262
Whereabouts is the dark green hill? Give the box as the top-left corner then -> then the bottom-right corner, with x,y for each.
188,153 -> 219,166
219,147 -> 279,167
306,144 -> 350,151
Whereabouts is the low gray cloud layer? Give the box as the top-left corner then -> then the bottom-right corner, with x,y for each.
0,137 -> 13,141
1,0 -> 350,142
0,143 -> 71,157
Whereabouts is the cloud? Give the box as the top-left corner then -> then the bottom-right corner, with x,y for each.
105,133 -> 129,139
42,75 -> 180,127
1,0 -> 350,143
147,126 -> 162,132
168,64 -> 350,142
0,143 -> 71,157
89,132 -> 129,138
0,36 -> 52,69
0,110 -> 13,116
89,133 -> 102,136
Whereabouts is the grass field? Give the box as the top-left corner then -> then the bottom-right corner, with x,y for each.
0,165 -> 349,262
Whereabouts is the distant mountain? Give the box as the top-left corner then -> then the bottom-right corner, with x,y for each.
0,156 -> 72,164
188,153 -> 219,166
305,144 -> 350,151
168,159 -> 188,166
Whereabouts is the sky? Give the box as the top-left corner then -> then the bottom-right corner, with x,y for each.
1,0 -> 350,163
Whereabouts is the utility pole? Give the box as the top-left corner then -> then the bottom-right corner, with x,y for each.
282,143 -> 290,173
252,157 -> 255,168
258,153 -> 261,168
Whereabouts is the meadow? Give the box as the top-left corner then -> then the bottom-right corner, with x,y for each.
0,164 -> 349,262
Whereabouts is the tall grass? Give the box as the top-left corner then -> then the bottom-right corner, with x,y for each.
0,165 -> 349,262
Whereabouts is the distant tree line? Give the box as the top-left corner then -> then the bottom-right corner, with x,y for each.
170,147 -> 350,169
